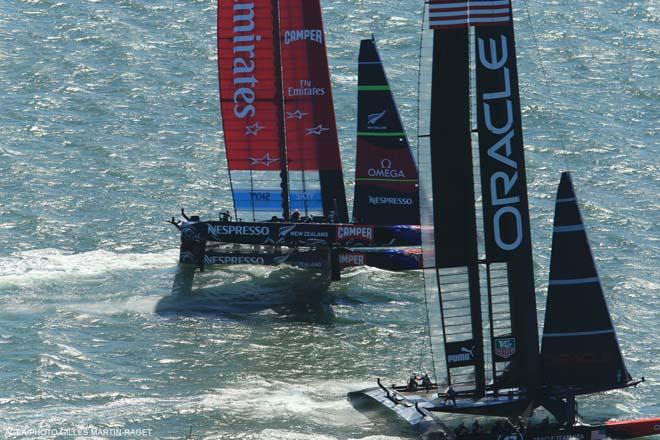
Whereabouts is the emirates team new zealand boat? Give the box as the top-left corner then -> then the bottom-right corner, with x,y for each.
347,0 -> 658,438
171,0 -> 421,279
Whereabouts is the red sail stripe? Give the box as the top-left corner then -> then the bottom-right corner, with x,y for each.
218,0 -> 284,171
279,0 -> 342,172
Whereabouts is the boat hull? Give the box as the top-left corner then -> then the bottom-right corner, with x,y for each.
347,384 -> 660,440
347,386 -> 444,438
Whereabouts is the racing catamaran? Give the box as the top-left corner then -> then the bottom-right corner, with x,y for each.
171,1 -> 422,280
347,0 -> 658,437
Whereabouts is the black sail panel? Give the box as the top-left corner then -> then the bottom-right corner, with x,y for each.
428,27 -> 485,395
474,13 -> 540,389
541,172 -> 630,389
431,29 -> 475,268
353,38 -> 420,225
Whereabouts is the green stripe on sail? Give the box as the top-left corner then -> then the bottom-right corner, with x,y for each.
357,131 -> 406,137
357,85 -> 390,91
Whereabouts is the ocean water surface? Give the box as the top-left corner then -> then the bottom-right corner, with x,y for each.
0,0 -> 658,438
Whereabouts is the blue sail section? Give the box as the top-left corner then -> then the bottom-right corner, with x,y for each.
290,189 -> 323,212
233,189 -> 284,213
234,189 -> 323,213
540,172 -> 630,390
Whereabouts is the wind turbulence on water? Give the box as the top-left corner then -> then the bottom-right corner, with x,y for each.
0,0 -> 657,438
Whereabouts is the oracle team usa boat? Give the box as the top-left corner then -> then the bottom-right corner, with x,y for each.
347,0 -> 658,438
170,0 -> 422,280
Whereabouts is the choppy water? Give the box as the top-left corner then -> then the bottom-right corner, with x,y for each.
0,0 -> 658,439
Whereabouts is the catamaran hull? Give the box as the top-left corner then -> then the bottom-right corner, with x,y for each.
180,220 -> 421,248
184,245 -> 422,271
348,385 -> 531,422
467,418 -> 660,440
348,386 -> 660,440
175,217 -> 423,277
602,418 -> 660,438
347,386 -> 444,438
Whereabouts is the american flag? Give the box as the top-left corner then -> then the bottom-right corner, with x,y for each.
429,0 -> 512,29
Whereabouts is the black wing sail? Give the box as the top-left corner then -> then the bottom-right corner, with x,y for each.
474,2 -> 540,390
540,172 -> 631,391
353,38 -> 420,225
418,0 -> 541,396
418,7 -> 487,394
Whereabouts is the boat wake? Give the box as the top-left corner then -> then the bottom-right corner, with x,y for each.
0,248 -> 179,286
0,248 -> 335,322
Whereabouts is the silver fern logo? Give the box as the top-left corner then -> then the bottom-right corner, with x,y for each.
367,109 -> 387,129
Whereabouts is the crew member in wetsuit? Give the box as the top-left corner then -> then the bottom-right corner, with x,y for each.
443,386 -> 457,406
406,374 -> 418,392
421,372 -> 433,391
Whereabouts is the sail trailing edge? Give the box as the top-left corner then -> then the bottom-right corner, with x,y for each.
353,38 -> 420,225
540,172 -> 630,390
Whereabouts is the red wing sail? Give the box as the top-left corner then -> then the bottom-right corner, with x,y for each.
218,0 -> 287,220
279,0 -> 348,221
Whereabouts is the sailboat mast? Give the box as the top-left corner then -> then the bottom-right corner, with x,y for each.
273,0 -> 290,220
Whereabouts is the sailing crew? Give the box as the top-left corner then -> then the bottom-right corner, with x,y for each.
443,386 -> 457,406
406,374 -> 418,391
291,209 -> 301,222
421,372 -> 433,391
